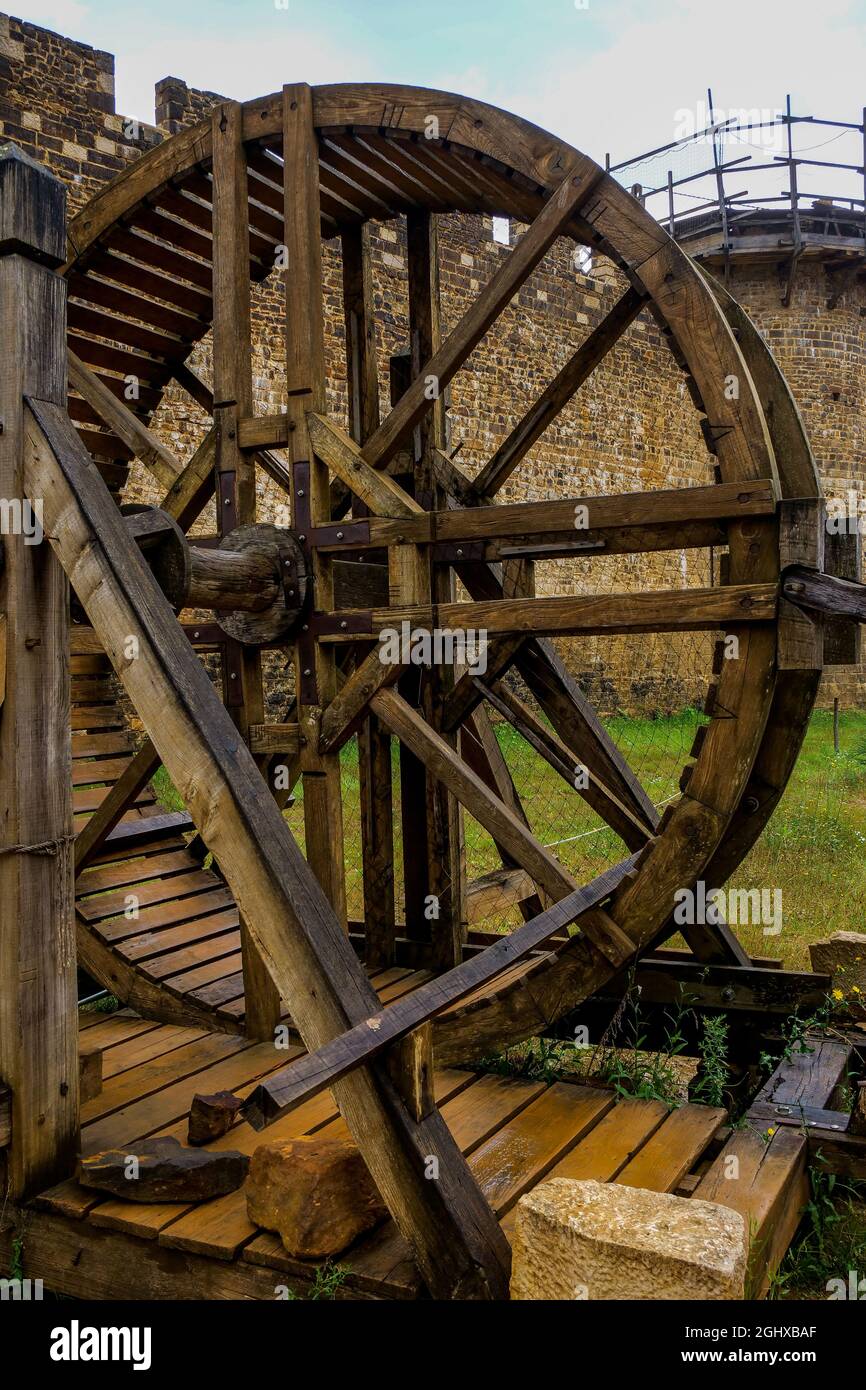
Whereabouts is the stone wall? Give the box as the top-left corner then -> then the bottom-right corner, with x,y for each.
1,11 -> 863,712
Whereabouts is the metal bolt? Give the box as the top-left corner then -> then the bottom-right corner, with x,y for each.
302,624 -> 309,632
457,548 -> 463,557
721,986 -> 735,1003
298,534 -> 306,542
340,620 -> 348,629
303,668 -> 311,677
287,588 -> 295,597
223,497 -> 231,505
193,630 -> 200,639
297,488 -> 305,498
336,531 -> 344,541
230,672 -> 237,680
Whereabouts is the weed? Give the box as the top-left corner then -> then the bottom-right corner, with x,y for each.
590,976 -> 692,1107
691,1014 -> 730,1108
282,1261 -> 348,1301
770,1158 -> 866,1299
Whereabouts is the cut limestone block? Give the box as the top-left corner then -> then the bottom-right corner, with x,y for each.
79,1136 -> 249,1202
809,932 -> 866,1019
246,1135 -> 388,1260
510,1178 -> 746,1300
188,1090 -> 244,1146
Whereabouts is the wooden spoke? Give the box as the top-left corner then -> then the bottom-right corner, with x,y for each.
360,168 -> 597,471
474,677 -> 653,853
307,413 -> 421,518
460,705 -> 546,918
472,286 -> 647,499
68,352 -> 181,489
73,740 -> 161,873
371,686 -> 579,903
318,644 -> 404,753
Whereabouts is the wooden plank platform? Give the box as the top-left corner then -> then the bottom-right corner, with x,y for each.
0,1005 -> 742,1300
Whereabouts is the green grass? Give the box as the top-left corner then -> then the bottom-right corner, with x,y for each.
770,1163 -> 866,1300
151,706 -> 866,971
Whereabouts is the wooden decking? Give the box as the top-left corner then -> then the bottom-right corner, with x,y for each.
73,652 -> 253,1033
4,1001 -> 733,1299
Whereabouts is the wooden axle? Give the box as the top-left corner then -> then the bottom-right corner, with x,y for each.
122,508 -> 309,641
187,543 -> 280,613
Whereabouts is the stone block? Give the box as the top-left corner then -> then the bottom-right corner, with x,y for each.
809,931 -> 866,1019
79,1136 -> 249,1202
510,1179 -> 746,1300
246,1135 -> 388,1260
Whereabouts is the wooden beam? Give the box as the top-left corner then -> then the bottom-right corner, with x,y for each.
158,426 -> 217,531
324,584 -> 778,639
362,478 -> 777,546
68,351 -> 180,490
247,723 -> 301,756
783,565 -> 866,624
26,395 -> 511,1301
405,208 -> 467,970
318,644 -> 403,754
73,739 -> 160,873
471,286 -> 646,498
0,147 -> 78,1198
283,83 -> 348,931
307,413 -> 422,519
342,221 -> 396,970
360,167 -> 596,470
476,677 -> 653,852
244,854 -> 635,1127
237,413 -> 290,450
371,686 -> 578,902
212,97 -> 279,1039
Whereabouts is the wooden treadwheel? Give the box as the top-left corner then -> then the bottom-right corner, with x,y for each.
38,81 -> 854,1295
61,82 -> 824,1045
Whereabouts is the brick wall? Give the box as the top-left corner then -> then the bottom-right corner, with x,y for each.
1,11 -> 862,712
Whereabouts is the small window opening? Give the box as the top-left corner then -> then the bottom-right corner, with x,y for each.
492,215 -> 510,246
573,244 -> 593,276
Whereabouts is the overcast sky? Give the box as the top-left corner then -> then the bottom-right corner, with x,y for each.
14,0 -> 866,173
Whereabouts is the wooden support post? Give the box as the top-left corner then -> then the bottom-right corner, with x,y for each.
0,146 -> 78,1197
406,209 -> 466,970
342,223 -> 396,967
211,99 -> 280,1038
284,84 -> 347,929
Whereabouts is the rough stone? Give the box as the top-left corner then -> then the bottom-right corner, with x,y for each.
809,931 -> 866,1019
246,1135 -> 388,1260
79,1136 -> 249,1201
187,1089 -> 244,1146
510,1178 -> 747,1300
